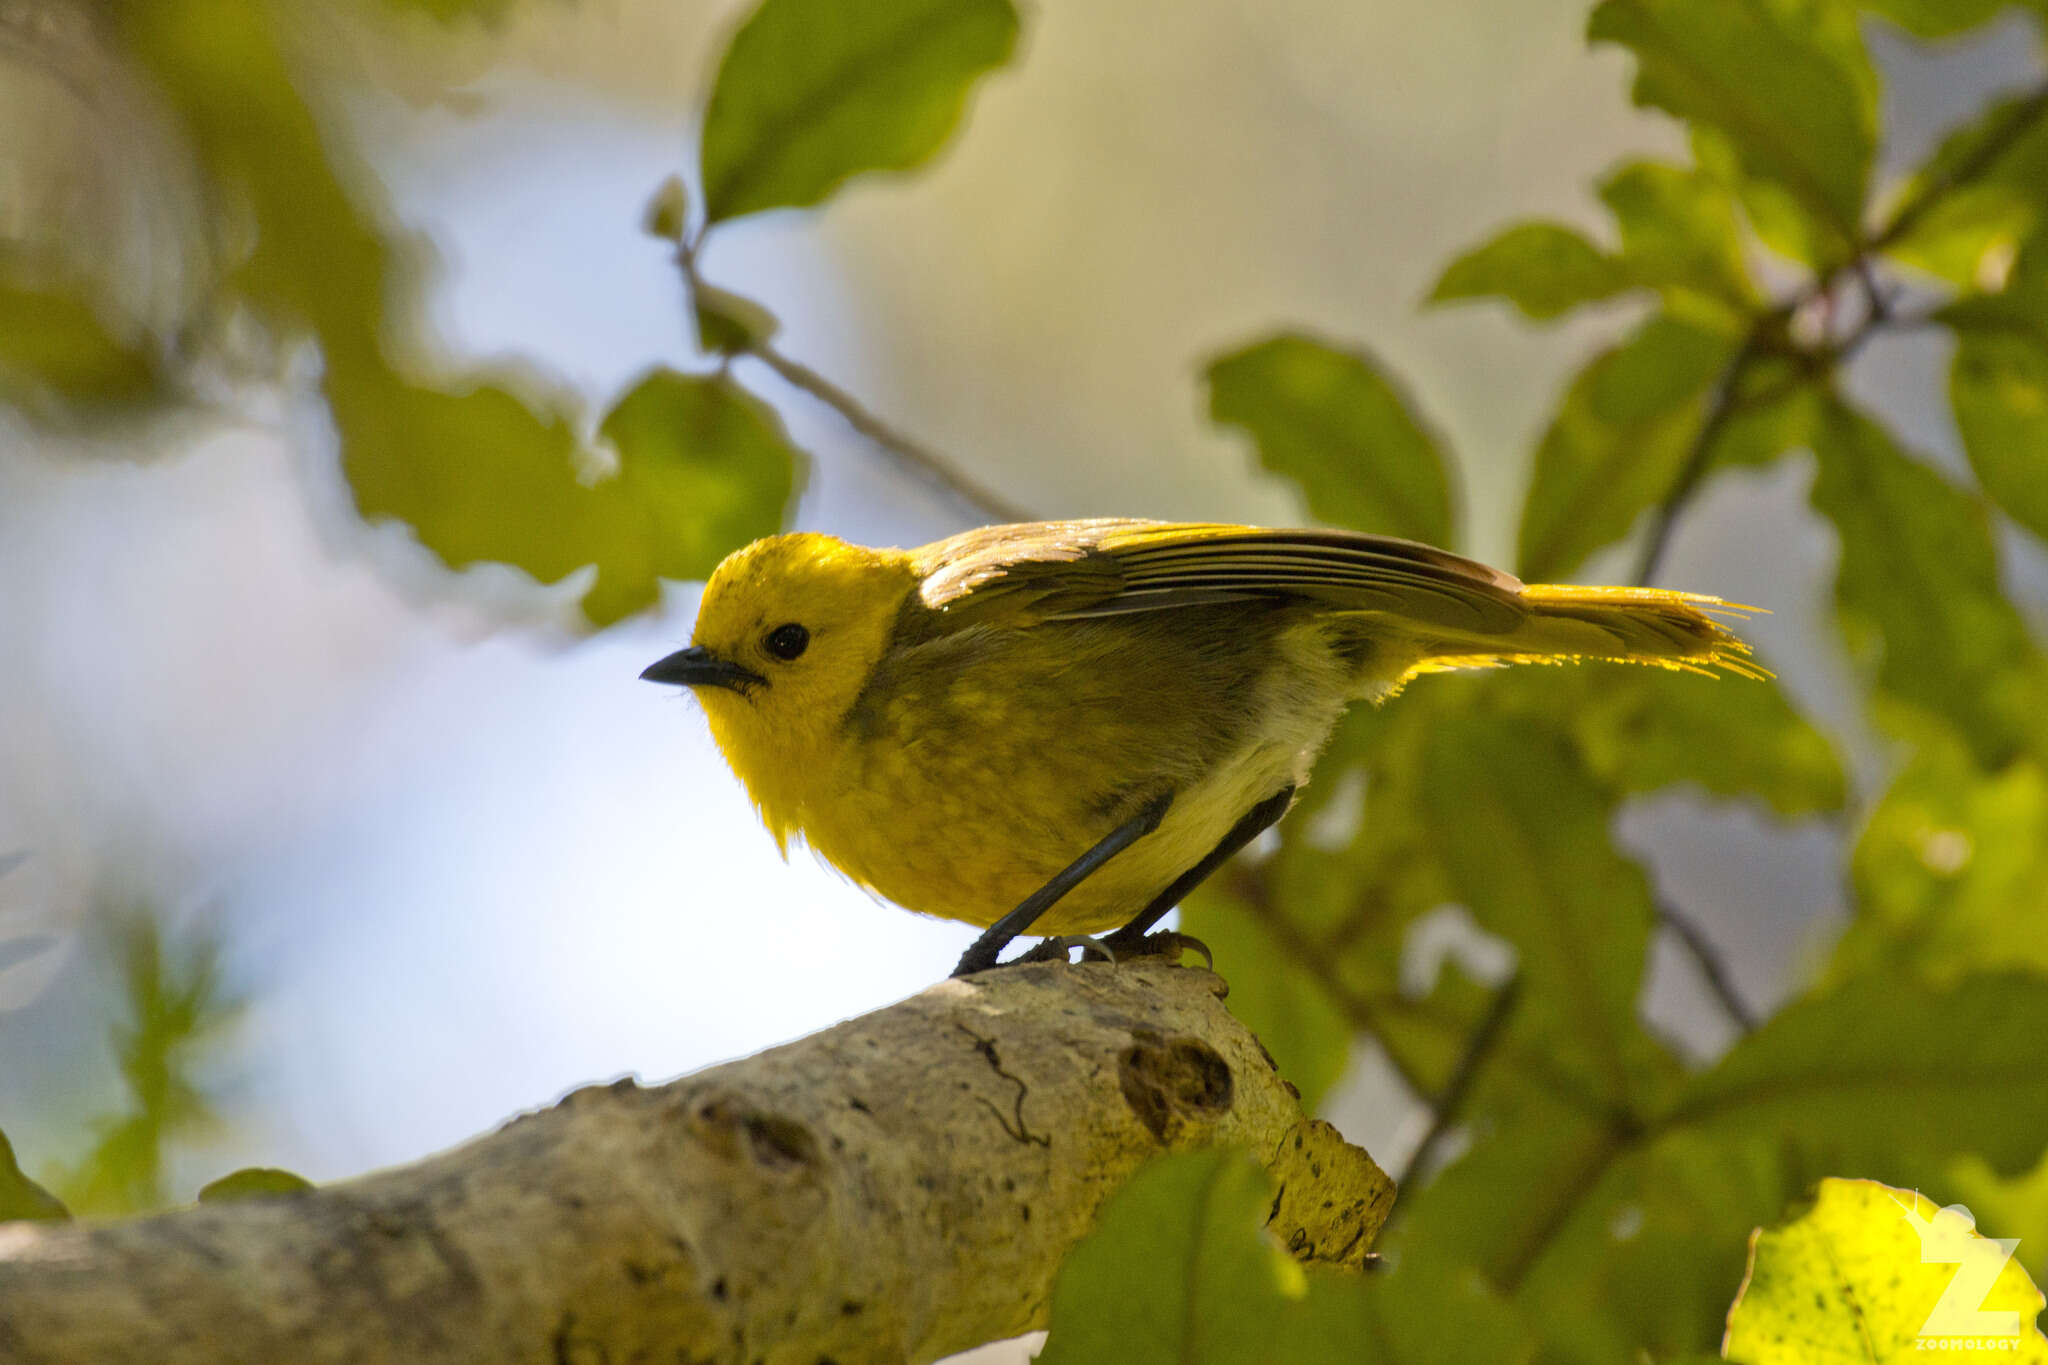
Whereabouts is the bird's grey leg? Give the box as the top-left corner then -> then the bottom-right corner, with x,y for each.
1101,785 -> 1296,956
951,793 -> 1173,977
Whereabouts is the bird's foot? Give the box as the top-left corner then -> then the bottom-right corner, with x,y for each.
1014,934 -> 1120,966
1097,928 -> 1213,969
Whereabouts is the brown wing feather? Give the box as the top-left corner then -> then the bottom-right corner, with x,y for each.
911,519 -> 1530,633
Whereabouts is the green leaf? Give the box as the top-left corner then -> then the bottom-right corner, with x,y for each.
1426,223 -> 1630,321
1884,93 -> 2048,287
1589,0 -> 1876,254
1035,1150 -> 1305,1365
1809,401 -> 2048,766
0,1128 -> 68,1223
699,0 -> 1020,223
1667,973 -> 2048,1176
1515,312 -> 1734,581
693,282 -> 782,356
0,277 -> 163,408
1597,159 -> 1756,312
1179,887 -> 1352,1114
1855,0 -> 2024,38
640,174 -> 690,244
334,361 -> 800,628
1208,333 -> 1457,546
1566,668 -> 1846,818
197,1167 -> 315,1203
1944,279 -> 2048,545
1828,733 -> 2048,986
1421,715 -> 1672,1111
1723,1178 -> 2048,1363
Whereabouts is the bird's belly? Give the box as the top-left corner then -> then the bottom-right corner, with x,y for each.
798,699 -> 1331,935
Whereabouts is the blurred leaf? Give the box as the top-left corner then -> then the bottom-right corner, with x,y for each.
1035,1149 -> 1305,1365
1809,401 -> 2048,766
1515,313 -> 1734,581
1951,1148 -> 2048,1283
1208,333 -> 1456,546
1427,224 -> 1629,321
377,0 -> 523,21
1271,1250 -> 1536,1365
1567,669 -> 1846,818
1855,0 -> 2031,39
335,362 -> 799,626
0,1127 -> 68,1223
693,282 -> 782,356
0,277 -> 163,408
56,909 -> 240,1216
1884,92 -> 2048,286
1422,716 -> 1673,1111
641,174 -> 690,244
588,368 -> 801,622
1666,972 -> 2048,1177
197,1167 -> 315,1204
1180,887 -> 1352,1114
1391,974 -> 2048,1359
699,0 -> 1020,223
1597,159 -> 1756,312
1590,0 -> 1876,255
1944,278 -> 2048,545
1723,1178 -> 2048,1363
1828,733 -> 2048,986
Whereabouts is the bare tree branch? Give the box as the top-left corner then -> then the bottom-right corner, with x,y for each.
0,961 -> 1391,1365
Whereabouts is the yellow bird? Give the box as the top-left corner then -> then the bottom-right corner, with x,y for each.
641,520 -> 1760,975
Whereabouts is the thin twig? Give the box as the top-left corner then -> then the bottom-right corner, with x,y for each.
1631,325 -> 1772,585
1393,972 -> 1522,1190
676,247 -> 1032,524
739,339 -> 1035,523
1656,897 -> 1757,1033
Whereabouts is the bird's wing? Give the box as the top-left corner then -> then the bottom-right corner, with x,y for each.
910,519 -> 1531,634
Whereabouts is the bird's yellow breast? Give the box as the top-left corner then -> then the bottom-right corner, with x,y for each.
773,610 -> 1370,933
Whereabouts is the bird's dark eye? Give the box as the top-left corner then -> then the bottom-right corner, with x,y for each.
764,622 -> 810,661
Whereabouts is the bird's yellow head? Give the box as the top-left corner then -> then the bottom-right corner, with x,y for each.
642,532 -> 918,849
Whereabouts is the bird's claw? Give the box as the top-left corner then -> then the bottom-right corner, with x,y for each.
1098,928 -> 1213,968
1016,934 -> 1120,966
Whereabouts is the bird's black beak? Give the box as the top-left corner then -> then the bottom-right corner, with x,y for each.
640,645 -> 764,694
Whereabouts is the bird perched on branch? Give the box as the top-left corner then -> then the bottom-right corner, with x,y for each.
641,519 -> 1761,976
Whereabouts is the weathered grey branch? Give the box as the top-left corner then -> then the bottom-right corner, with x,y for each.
0,961 -> 1391,1365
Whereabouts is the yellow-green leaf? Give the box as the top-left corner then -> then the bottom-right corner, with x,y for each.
1943,279 -> 2048,546
197,1167 -> 314,1204
1884,92 -> 2048,287
700,0 -> 1020,223
1598,159 -> 1756,312
0,277 -> 163,408
1035,1150 -> 1306,1365
0,1127 -> 68,1223
1515,312 -> 1734,581
1590,0 -> 1876,253
1724,1178 -> 2048,1363
1427,223 -> 1630,321
1809,401 -> 2048,767
1208,332 -> 1457,546
1828,733 -> 2048,986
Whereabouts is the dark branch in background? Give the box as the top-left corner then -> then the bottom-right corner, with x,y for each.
675,245 -> 1033,525
1656,898 -> 1757,1034
1392,972 -> 1521,1192
1632,75 -> 2048,588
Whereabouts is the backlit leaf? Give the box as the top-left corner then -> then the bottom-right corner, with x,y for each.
0,277 -> 163,409
1883,93 -> 2048,287
1597,159 -> 1756,312
700,0 -> 1020,223
1723,1178 -> 2048,1363
197,1167 -> 314,1203
1208,333 -> 1456,546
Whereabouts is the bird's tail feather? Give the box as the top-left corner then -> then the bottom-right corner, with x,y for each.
1405,583 -> 1769,682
